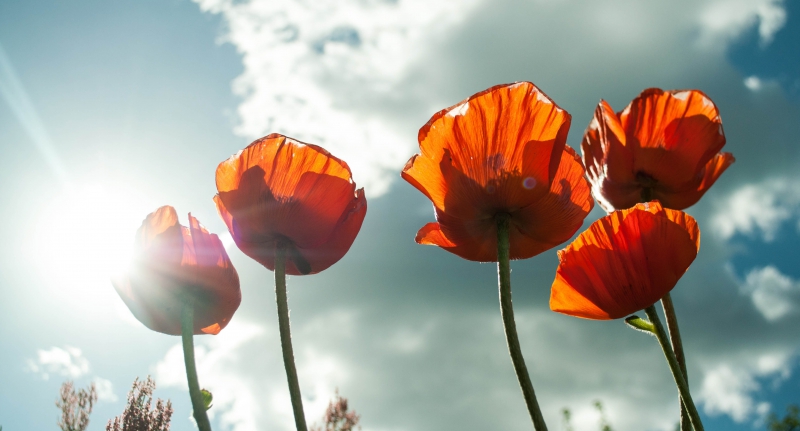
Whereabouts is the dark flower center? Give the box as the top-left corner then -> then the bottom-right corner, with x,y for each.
635,171 -> 657,202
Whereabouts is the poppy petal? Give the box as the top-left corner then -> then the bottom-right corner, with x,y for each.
513,146 -> 595,258
403,82 -> 570,218
655,151 -> 736,209
582,100 -> 632,183
582,101 -> 639,212
135,205 -> 180,249
116,210 -> 241,336
550,202 -> 699,320
216,135 -> 356,249
134,206 -> 184,271
622,89 -> 726,188
295,187 -> 368,274
415,222 -> 458,248
581,89 -> 732,212
415,210 -> 497,262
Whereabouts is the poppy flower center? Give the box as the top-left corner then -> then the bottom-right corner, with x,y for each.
276,236 -> 313,275
636,171 -> 657,202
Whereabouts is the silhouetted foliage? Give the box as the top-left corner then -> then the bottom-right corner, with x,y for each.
593,401 -> 614,431
559,402 -> 616,431
561,408 -> 574,431
106,376 -> 172,431
768,405 -> 800,431
57,381 -> 97,431
310,389 -> 361,431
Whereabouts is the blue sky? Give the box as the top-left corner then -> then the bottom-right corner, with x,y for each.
1,0 -> 799,430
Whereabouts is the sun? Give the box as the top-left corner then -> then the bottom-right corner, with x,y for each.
28,181 -> 155,310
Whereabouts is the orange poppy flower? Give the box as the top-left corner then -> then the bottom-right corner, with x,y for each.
582,88 -> 735,211
112,206 -> 241,335
214,133 -> 367,275
550,201 -> 700,320
402,82 -> 594,262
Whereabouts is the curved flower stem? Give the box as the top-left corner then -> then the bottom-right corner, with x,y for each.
181,301 -> 213,431
275,241 -> 308,431
644,305 -> 704,431
496,214 -> 548,431
661,293 -> 691,431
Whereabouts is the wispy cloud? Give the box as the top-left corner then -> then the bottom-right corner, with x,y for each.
94,377 -> 119,403
194,0 -> 789,199
193,0 -> 481,197
737,265 -> 800,321
26,346 -> 90,380
699,350 -> 795,423
697,0 -> 787,48
712,177 -> 800,241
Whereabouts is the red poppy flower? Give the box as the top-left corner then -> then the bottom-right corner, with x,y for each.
214,133 -> 367,275
112,206 -> 241,335
582,88 -> 735,211
550,201 -> 700,320
402,82 -> 594,262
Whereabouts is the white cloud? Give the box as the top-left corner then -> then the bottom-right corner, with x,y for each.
744,75 -> 763,90
712,177 -> 800,241
741,266 -> 800,321
700,365 -> 764,422
193,0 -> 790,199
26,346 -> 90,380
699,351 -> 794,423
94,377 -> 118,403
744,75 -> 783,92
193,0 -> 482,197
697,0 -> 787,48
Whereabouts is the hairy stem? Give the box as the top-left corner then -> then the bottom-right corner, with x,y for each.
181,301 -> 213,431
661,293 -> 691,431
275,241 -> 308,431
496,214 -> 548,430
644,305 -> 703,431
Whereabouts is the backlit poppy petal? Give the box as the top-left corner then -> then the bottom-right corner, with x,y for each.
415,222 -> 458,248
215,134 -> 366,275
550,202 -> 700,320
582,88 -> 732,211
113,207 -> 241,335
135,206 -> 183,270
297,187 -> 367,273
403,82 -> 571,219
416,208 -> 497,262
582,100 -> 633,184
404,82 -> 593,262
655,151 -> 736,209
513,146 -> 595,258
582,100 -> 639,212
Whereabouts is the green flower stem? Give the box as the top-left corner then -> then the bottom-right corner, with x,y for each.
181,301 -> 213,431
661,293 -> 691,431
496,214 -> 548,431
275,241 -> 308,431
644,305 -> 704,431
638,195 -> 690,430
